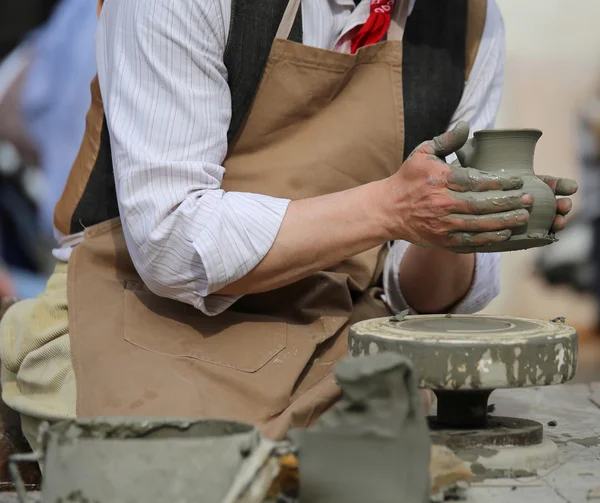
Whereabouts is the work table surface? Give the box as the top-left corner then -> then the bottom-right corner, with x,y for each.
466,382 -> 600,503
1,383 -> 598,503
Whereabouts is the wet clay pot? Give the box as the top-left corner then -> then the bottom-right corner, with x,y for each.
453,129 -> 557,253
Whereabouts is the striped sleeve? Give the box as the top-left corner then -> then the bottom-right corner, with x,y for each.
96,0 -> 290,315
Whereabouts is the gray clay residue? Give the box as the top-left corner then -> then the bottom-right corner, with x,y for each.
455,447 -> 498,463
50,417 -> 254,443
469,465 -> 536,482
55,489 -> 98,503
570,436 -> 600,447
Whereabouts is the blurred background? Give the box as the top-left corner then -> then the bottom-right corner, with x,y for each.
0,1 -> 599,374
483,0 -> 600,380
0,0 -> 96,299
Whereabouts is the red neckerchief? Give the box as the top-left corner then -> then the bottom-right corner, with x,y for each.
350,0 -> 396,55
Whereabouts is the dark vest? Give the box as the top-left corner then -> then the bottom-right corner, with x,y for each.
63,0 -> 468,235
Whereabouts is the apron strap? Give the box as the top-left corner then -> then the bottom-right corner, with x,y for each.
388,0 -> 410,42
276,0 -> 301,40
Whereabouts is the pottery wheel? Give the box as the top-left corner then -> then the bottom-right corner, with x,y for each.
348,314 -> 577,428
348,314 -> 577,478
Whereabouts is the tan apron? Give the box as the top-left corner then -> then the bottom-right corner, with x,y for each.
68,0 -> 413,440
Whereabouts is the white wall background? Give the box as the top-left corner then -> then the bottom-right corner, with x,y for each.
482,0 -> 600,325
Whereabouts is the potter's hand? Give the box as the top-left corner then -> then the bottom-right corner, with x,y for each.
537,175 -> 578,233
384,121 -> 533,248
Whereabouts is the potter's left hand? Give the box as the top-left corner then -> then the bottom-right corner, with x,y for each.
537,175 -> 578,233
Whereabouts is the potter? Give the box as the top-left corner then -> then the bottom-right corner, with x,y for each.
0,0 -> 578,455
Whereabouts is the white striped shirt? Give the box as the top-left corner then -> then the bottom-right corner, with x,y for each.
55,0 -> 505,315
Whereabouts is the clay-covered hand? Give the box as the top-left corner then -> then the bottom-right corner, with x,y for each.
537,175 -> 578,233
383,121 -> 533,248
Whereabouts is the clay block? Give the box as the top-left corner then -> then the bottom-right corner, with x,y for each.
289,353 -> 431,503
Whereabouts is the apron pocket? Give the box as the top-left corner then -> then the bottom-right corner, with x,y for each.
122,284 -> 287,373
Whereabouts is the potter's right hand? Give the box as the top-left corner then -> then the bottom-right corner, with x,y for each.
383,121 -> 533,248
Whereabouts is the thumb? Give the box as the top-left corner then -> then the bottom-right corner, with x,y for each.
416,121 -> 470,158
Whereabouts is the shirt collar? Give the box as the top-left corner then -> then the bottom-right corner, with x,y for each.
333,0 -> 416,16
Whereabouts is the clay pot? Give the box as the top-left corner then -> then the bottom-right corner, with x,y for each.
454,129 -> 557,253
9,418 -> 271,503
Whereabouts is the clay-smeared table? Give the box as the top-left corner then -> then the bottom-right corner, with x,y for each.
4,384 -> 599,503
465,382 -> 600,502
348,313 -> 578,478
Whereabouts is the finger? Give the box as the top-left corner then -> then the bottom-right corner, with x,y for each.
446,230 -> 512,248
551,215 -> 569,233
446,209 -> 529,233
556,197 -> 573,216
450,190 -> 533,214
538,175 -> 578,196
447,166 -> 524,192
414,121 -> 470,158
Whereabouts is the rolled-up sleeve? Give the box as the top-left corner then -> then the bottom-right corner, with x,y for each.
383,0 -> 505,315
383,242 -> 501,314
96,0 -> 290,315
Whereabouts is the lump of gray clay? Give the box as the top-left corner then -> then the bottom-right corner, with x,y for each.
288,352 -> 431,503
